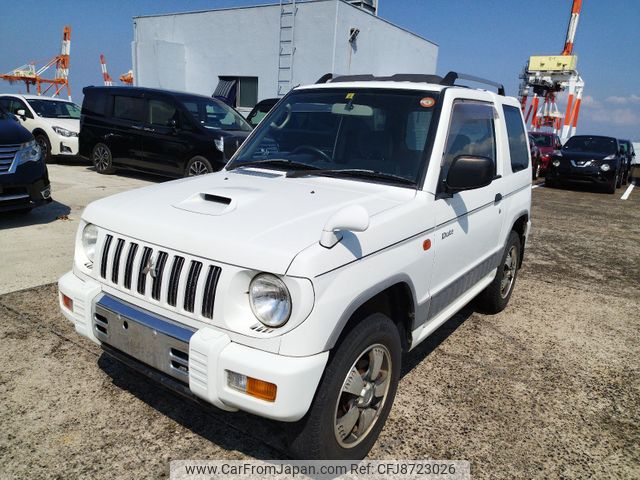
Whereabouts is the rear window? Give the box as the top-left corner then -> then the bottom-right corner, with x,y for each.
113,96 -> 146,122
503,105 -> 529,172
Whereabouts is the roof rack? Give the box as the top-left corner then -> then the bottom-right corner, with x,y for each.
315,71 -> 505,96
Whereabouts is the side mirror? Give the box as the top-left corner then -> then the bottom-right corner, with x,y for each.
16,109 -> 26,119
445,155 -> 494,194
319,205 -> 370,248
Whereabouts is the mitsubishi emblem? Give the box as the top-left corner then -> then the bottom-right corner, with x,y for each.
142,254 -> 158,278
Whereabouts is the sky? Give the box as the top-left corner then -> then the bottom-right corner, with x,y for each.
1,0 -> 638,140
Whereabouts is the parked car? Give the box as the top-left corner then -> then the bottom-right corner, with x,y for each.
546,135 -> 624,193
59,72 -> 531,460
246,98 -> 279,128
0,105 -> 52,213
79,86 -> 252,177
0,94 -> 80,163
618,139 -> 634,185
529,131 -> 562,177
528,133 -> 542,179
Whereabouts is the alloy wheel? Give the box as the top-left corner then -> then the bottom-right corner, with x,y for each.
334,344 -> 392,448
188,160 -> 210,176
36,137 -> 48,159
94,145 -> 110,171
500,246 -> 518,298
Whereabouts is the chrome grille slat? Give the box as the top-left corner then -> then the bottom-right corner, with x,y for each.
123,243 -> 138,289
151,251 -> 169,300
111,239 -> 125,284
100,235 -> 113,278
183,261 -> 203,313
137,247 -> 153,295
167,256 -> 185,307
201,266 -> 222,319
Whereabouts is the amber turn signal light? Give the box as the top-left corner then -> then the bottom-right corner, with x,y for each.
61,293 -> 73,312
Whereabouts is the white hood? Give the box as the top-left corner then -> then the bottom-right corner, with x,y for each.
83,169 -> 415,275
41,117 -> 79,133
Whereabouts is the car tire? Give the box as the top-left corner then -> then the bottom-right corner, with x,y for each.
287,313 -> 402,460
532,158 -> 539,180
35,133 -> 52,164
475,231 -> 521,314
185,156 -> 213,177
92,143 -> 116,174
606,178 -> 617,194
615,170 -> 622,189
622,168 -> 628,186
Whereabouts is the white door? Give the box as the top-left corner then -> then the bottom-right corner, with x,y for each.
428,100 -> 505,320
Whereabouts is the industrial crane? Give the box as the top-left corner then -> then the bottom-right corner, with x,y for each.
519,0 -> 584,143
99,54 -> 134,86
0,26 -> 72,100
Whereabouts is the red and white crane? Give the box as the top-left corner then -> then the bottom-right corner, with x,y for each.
99,54 -> 113,86
0,26 -> 72,100
519,0 -> 585,143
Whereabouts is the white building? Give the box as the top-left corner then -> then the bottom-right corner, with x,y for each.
132,0 -> 438,112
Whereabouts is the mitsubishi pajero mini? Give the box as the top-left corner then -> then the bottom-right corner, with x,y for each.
59,72 -> 532,460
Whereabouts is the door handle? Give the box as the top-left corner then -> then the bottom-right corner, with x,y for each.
131,124 -> 144,130
494,193 -> 503,203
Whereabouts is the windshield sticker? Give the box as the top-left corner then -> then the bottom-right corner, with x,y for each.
420,97 -> 436,108
345,93 -> 355,100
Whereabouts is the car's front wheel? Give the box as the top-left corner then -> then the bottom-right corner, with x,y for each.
288,313 -> 401,460
92,143 -> 115,174
185,156 -> 213,177
35,133 -> 52,164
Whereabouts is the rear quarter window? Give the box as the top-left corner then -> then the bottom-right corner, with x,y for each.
503,105 -> 529,172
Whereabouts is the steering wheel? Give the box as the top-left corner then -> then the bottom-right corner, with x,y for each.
291,145 -> 332,162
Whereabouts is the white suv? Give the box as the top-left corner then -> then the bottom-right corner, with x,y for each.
0,94 -> 80,162
58,72 -> 531,459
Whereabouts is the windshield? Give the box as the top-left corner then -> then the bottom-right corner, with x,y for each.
529,133 -> 552,147
563,136 -> 617,154
27,99 -> 80,119
180,96 -> 251,132
229,88 -> 440,185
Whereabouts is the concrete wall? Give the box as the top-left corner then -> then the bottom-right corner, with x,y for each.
132,0 -> 438,101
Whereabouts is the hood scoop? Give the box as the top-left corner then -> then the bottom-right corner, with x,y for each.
172,191 -> 236,216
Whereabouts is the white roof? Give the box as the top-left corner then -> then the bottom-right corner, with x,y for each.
0,93 -> 74,102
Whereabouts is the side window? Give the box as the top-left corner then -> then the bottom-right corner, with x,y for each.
503,105 -> 529,172
113,96 -> 146,122
442,101 -> 496,180
83,91 -> 107,117
0,98 -> 10,111
149,99 -> 177,126
9,99 -> 32,118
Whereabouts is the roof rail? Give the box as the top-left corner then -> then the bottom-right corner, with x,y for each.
315,71 -> 505,96
441,71 -> 505,96
330,73 -> 444,84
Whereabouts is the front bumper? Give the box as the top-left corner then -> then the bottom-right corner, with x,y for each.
0,162 -> 52,212
58,271 -> 327,422
52,135 -> 79,156
546,165 -> 615,185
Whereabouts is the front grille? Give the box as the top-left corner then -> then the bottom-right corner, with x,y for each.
0,144 -> 20,174
98,235 -> 222,321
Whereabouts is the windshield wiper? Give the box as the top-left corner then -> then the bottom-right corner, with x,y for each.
286,168 -> 416,186
227,158 -> 322,171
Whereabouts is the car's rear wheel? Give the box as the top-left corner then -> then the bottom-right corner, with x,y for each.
185,156 -> 213,177
35,133 -> 52,164
92,143 -> 115,174
615,169 -> 622,188
476,231 -> 521,314
287,313 -> 401,460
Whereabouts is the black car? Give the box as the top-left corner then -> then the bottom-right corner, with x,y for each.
546,135 -> 624,194
618,139 -> 634,185
0,106 -> 52,213
246,98 -> 279,128
80,86 -> 253,177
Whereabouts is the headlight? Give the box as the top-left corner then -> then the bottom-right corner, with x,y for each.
552,159 -> 561,167
249,273 -> 291,327
52,126 -> 78,137
603,154 -> 615,160
600,163 -> 611,172
15,139 -> 41,165
214,137 -> 224,153
82,223 -> 99,262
